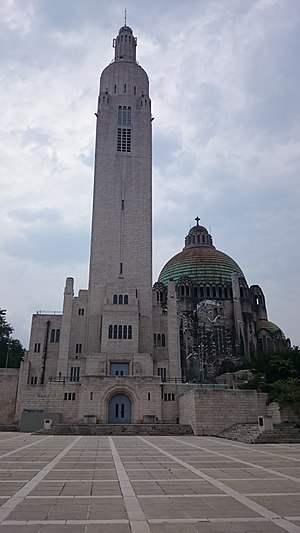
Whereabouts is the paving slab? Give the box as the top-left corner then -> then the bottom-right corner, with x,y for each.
0,434 -> 299,532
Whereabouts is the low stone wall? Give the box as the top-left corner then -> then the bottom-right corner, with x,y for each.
41,423 -> 193,436
179,388 -> 268,435
0,369 -> 19,425
268,402 -> 300,425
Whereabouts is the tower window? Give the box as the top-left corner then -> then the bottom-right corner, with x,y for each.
34,343 -> 41,353
124,83 -> 127,93
118,106 -> 122,125
120,262 -> 123,275
75,343 -> 82,354
134,85 -> 136,95
119,295 -> 123,305
50,328 -> 60,343
78,308 -> 85,316
128,325 -> 132,339
121,199 -> 124,210
123,325 -> 127,339
162,334 -> 166,347
124,295 -> 128,304
108,325 -> 113,339
113,294 -> 118,304
70,366 -> 80,382
114,84 -> 117,94
118,325 -> 122,339
113,325 -> 118,339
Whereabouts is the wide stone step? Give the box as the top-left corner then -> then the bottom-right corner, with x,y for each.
38,423 -> 194,436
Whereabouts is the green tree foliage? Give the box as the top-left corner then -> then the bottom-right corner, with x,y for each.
238,348 -> 300,405
0,309 -> 25,368
268,378 -> 300,405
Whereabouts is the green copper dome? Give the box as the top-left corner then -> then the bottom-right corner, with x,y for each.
158,222 -> 245,286
256,320 -> 285,338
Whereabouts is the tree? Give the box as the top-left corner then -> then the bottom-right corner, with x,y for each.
238,348 -> 300,405
0,309 -> 25,368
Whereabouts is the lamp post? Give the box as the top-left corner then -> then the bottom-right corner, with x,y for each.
5,338 -> 11,368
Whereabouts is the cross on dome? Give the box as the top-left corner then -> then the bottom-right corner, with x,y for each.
195,216 -> 200,226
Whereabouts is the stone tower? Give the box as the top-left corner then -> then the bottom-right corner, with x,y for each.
87,25 -> 153,365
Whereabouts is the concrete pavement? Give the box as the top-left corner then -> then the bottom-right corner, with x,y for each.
0,433 -> 299,532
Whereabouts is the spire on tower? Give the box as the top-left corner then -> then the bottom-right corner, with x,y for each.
124,8 -> 127,26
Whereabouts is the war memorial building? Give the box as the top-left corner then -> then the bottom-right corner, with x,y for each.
12,24 -> 288,433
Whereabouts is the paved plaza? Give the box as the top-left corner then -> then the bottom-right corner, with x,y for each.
0,434 -> 299,532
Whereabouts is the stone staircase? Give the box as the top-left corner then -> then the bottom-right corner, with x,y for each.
218,422 -> 300,444
218,423 -> 261,443
256,422 -> 300,444
39,423 -> 194,436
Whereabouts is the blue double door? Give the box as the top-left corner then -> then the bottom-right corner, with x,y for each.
108,394 -> 131,424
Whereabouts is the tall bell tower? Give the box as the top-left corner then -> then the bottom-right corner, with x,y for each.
87,25 -> 153,368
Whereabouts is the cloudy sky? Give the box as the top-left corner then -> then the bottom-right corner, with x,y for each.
1,0 -> 299,348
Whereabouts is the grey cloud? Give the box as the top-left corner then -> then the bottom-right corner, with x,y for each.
3,221 -> 90,266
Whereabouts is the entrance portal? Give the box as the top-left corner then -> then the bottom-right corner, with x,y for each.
108,394 -> 132,424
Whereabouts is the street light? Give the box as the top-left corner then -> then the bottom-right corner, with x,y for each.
5,338 -> 11,368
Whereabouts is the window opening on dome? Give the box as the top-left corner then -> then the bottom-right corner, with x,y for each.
212,286 -> 216,298
218,286 -> 222,298
186,285 -> 190,296
206,286 -> 210,297
224,287 -> 228,298
200,286 -> 204,298
181,285 -> 184,297
193,287 -> 198,298
197,235 -> 200,243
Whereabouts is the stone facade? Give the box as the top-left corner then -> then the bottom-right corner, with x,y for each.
1,24 -> 278,432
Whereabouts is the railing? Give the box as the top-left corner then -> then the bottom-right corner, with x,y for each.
46,375 -> 229,389
36,310 -> 62,315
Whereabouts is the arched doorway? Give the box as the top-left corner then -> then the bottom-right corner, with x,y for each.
108,393 -> 132,424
